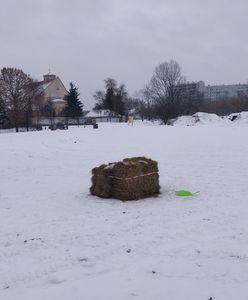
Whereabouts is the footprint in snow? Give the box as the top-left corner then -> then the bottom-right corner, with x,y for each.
3,242 -> 11,247
78,257 -> 89,262
47,277 -> 66,285
78,257 -> 95,268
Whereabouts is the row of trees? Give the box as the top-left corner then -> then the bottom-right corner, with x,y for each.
93,60 -> 248,123
0,67 -> 83,131
93,60 -> 200,123
195,96 -> 248,116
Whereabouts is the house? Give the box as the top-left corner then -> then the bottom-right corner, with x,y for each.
37,74 -> 68,113
32,74 -> 68,125
84,110 -> 125,123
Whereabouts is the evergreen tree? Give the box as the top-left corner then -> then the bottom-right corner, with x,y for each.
93,78 -> 127,116
64,82 -> 83,126
104,78 -> 117,111
112,84 -> 126,115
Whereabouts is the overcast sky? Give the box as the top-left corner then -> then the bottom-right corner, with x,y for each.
1,0 -> 248,108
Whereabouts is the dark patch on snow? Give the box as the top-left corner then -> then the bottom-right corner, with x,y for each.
78,257 -> 89,262
24,238 -> 43,244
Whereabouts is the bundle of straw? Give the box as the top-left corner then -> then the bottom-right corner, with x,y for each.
90,157 -> 160,200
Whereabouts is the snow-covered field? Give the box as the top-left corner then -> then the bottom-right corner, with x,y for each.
1,122 -> 248,300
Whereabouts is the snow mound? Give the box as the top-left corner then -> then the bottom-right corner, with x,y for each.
172,112 -> 227,126
229,111 -> 248,124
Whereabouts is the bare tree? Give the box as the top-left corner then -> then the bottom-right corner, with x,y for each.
0,67 -> 40,132
40,100 -> 56,125
134,85 -> 155,120
142,85 -> 154,120
93,90 -> 105,111
0,97 -> 5,115
135,99 -> 147,121
146,60 -> 186,123
23,81 -> 43,131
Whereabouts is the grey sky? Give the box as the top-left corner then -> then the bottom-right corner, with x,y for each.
1,0 -> 248,108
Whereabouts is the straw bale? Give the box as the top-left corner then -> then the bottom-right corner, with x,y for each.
90,157 -> 160,200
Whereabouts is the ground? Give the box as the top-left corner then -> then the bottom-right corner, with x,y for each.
1,122 -> 248,300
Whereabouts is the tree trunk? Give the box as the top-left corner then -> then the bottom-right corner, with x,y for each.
26,112 -> 29,132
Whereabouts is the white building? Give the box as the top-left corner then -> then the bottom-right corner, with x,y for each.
181,81 -> 248,101
176,81 -> 205,100
85,110 -> 123,123
204,83 -> 248,101
37,74 -> 68,114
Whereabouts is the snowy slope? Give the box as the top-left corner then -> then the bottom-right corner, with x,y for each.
1,123 -> 248,300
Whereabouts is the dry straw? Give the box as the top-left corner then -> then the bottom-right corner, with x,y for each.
90,157 -> 160,200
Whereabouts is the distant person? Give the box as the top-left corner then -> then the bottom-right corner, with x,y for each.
128,116 -> 134,126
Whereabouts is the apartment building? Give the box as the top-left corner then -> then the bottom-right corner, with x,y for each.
204,83 -> 248,100
180,81 -> 248,101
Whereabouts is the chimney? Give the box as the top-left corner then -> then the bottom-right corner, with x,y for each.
43,74 -> 56,82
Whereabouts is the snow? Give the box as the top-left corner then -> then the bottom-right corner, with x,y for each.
229,111 -> 248,124
142,120 -> 162,126
85,110 -> 99,117
173,112 -> 229,126
1,123 -> 248,299
51,99 -> 66,103
85,110 -> 113,118
0,128 -> 16,134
